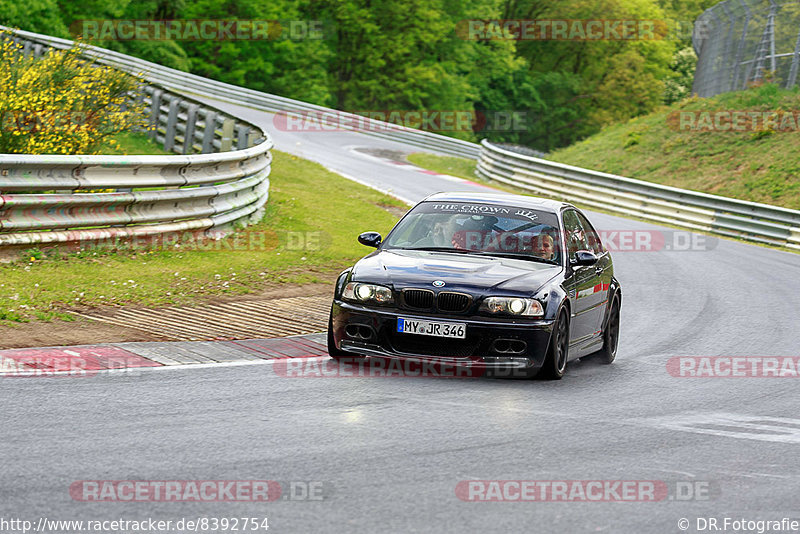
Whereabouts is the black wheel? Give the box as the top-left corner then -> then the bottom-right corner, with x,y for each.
539,308 -> 570,380
595,294 -> 620,364
327,311 -> 365,362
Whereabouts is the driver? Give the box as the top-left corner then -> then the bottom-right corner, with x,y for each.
531,233 -> 555,260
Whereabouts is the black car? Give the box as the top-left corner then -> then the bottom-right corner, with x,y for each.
328,192 -> 621,379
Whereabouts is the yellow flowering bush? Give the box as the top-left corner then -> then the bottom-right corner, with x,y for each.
0,35 -> 149,155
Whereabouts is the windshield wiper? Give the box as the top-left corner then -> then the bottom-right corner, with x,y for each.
396,246 -> 472,254
475,252 -> 559,265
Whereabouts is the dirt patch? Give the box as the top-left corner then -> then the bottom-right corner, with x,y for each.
353,147 -> 411,161
0,281 -> 337,350
376,203 -> 409,218
0,319 -> 171,350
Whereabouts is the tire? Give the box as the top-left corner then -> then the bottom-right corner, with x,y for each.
595,294 -> 620,364
327,311 -> 365,362
539,308 -> 570,380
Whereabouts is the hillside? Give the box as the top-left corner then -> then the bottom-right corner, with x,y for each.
549,83 -> 800,210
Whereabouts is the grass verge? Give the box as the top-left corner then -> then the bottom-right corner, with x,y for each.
0,150 -> 406,323
406,153 -> 477,181
550,83 -> 800,210
98,131 -> 172,155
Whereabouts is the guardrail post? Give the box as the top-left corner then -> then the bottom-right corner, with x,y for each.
236,125 -> 250,150
220,118 -> 235,152
247,131 -> 259,148
163,97 -> 180,153
148,89 -> 163,139
183,104 -> 199,155
201,111 -> 218,153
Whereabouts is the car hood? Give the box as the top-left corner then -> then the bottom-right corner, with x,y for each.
351,249 -> 561,294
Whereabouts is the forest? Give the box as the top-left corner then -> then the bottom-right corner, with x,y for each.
0,0 -> 719,151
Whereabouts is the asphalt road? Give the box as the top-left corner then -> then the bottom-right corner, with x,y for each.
2,98 -> 800,534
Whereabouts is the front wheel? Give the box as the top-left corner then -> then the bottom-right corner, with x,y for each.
539,308 -> 570,380
595,294 -> 620,364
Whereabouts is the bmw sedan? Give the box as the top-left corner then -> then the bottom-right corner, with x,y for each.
327,192 -> 621,379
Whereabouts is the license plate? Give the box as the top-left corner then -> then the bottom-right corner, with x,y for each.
397,317 -> 466,339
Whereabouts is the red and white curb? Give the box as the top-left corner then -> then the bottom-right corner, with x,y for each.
0,333 -> 329,377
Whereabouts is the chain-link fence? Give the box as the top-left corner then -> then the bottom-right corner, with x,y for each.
693,0 -> 800,97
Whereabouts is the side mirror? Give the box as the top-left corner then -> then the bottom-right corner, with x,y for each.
571,250 -> 598,266
358,231 -> 382,248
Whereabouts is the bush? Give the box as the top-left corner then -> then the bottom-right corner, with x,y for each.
0,35 -> 148,155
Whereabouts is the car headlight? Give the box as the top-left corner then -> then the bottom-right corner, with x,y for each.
342,282 -> 394,305
480,297 -> 543,317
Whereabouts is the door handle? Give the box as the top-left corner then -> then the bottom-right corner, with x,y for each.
595,266 -> 604,275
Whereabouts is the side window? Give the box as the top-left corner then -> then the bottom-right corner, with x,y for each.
575,211 -> 604,254
562,210 -> 589,257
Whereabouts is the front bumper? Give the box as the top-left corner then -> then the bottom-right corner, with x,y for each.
331,300 -> 555,371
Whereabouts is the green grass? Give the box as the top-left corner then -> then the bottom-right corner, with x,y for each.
0,150 -> 405,323
98,131 -> 172,155
406,153 -> 477,181
550,83 -> 800,210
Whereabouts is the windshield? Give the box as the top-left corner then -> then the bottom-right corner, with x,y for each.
383,201 -> 562,264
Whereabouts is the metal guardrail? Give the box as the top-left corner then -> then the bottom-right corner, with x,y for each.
5,26 -> 798,251
477,140 -> 800,250
0,31 -> 272,247
3,27 -> 480,160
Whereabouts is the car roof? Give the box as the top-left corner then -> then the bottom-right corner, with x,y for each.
421,191 -> 572,213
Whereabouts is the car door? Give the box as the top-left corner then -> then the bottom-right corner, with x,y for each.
575,210 -> 612,337
561,209 -> 602,344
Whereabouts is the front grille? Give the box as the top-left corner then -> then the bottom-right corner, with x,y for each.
437,292 -> 471,313
388,331 -> 478,358
403,289 -> 435,309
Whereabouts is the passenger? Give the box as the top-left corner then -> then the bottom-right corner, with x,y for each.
412,218 -> 456,247
429,219 -> 453,247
